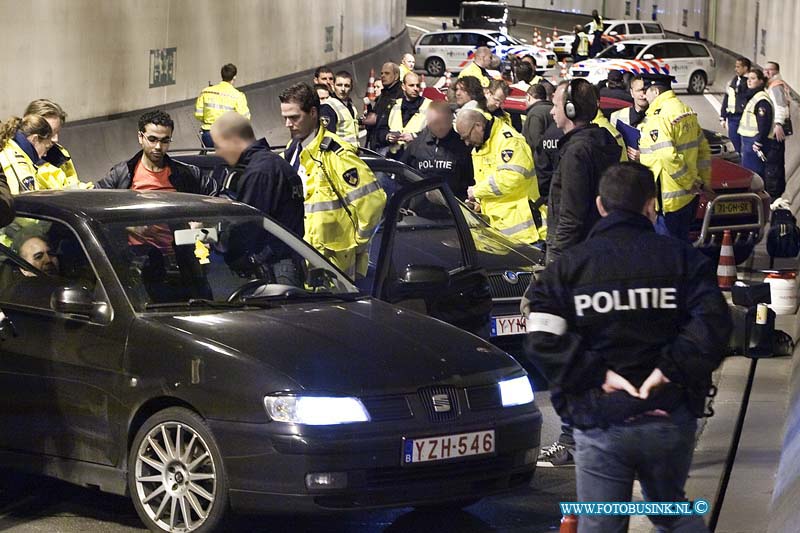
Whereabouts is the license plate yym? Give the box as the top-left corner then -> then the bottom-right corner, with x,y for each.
491,315 -> 527,337
403,430 -> 495,464
714,201 -> 752,215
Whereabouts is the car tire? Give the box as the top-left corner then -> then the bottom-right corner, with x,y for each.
425,57 -> 446,77
687,71 -> 707,94
129,407 -> 229,533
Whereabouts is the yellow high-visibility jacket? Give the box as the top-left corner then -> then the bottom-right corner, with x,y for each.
0,139 -> 39,195
194,81 -> 250,130
471,119 -> 543,244
459,61 -> 491,87
387,97 -> 432,153
323,97 -> 360,146
294,127 -> 386,254
37,144 -> 92,190
738,90 -> 774,139
593,110 -> 628,161
638,90 -> 711,213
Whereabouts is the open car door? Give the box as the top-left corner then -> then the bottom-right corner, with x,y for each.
372,177 -> 493,337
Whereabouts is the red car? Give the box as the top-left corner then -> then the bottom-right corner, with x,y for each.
424,86 -> 770,264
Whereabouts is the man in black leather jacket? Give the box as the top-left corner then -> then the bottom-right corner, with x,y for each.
525,162 -> 731,532
96,110 -> 216,195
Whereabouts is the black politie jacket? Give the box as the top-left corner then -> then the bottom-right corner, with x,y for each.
525,211 -> 732,427
97,151 -> 217,195
400,127 -> 474,200
546,123 -> 621,264
221,138 -> 304,238
533,122 -> 563,203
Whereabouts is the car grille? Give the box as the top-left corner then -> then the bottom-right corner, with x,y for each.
362,395 -> 413,422
488,272 -> 533,299
572,70 -> 590,77
709,144 -> 723,156
417,385 -> 460,422
466,384 -> 503,411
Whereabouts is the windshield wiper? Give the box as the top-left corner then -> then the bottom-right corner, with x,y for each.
143,298 -> 269,311
241,291 -> 363,304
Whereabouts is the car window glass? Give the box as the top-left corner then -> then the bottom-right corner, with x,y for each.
391,188 -> 465,274
665,43 -> 692,58
0,217 -> 99,310
461,33 -> 482,47
97,215 -> 358,311
687,43 -> 710,57
644,23 -> 662,33
446,33 -> 463,46
597,43 -> 647,59
627,23 -> 643,34
646,43 -> 669,58
608,24 -> 624,34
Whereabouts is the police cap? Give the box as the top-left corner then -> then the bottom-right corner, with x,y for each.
639,73 -> 676,90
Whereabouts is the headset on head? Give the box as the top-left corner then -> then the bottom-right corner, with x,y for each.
564,79 -> 580,120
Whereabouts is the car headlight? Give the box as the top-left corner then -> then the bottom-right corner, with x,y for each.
499,376 -> 534,407
264,395 -> 371,425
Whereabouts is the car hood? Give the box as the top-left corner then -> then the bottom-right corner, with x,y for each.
468,223 -> 545,271
711,158 -> 757,191
145,299 -> 521,395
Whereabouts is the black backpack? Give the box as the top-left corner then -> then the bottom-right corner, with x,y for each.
766,208 -> 800,260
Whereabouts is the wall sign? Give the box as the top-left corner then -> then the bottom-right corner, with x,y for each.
149,47 -> 176,88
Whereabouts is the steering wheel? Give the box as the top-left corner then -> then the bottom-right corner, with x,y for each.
227,279 -> 271,302
227,279 -> 308,302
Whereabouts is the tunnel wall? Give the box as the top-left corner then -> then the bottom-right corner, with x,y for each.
0,0 -> 406,122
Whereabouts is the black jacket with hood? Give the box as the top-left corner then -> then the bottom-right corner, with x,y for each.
546,123 -> 621,264
97,151 -> 216,195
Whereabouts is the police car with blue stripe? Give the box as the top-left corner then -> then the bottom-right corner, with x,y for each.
569,39 -> 716,94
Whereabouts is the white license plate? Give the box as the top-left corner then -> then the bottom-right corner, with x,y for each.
403,430 -> 495,464
491,315 -> 527,337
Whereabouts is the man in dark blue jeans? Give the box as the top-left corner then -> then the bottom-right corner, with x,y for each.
525,162 -> 731,532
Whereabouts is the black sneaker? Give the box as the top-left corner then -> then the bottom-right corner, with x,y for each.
537,441 -> 574,467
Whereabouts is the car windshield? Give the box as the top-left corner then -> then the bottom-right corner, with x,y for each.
490,32 -> 522,46
596,42 -> 647,59
463,5 -> 507,21
97,214 -> 359,311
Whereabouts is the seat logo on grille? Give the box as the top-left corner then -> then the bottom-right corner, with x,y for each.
431,394 -> 452,412
502,271 -> 519,285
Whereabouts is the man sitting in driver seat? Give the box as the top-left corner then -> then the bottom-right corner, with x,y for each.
15,232 -> 59,277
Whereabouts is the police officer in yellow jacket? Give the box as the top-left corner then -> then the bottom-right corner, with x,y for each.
630,74 -> 711,241
195,63 -> 250,148
377,72 -> 432,156
571,25 -> 590,63
456,108 -> 544,244
24,99 -> 92,190
0,115 -> 55,195
280,83 -> 386,279
458,47 -> 493,88
319,71 -> 361,147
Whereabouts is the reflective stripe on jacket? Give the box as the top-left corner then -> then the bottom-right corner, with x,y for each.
294,126 -> 386,253
194,81 -> 250,130
471,119 -> 542,244
638,90 -> 711,214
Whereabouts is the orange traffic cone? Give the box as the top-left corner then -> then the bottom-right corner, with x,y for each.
420,74 -> 427,90
553,26 -> 559,40
444,71 -> 452,89
560,514 -> 578,533
717,230 -> 737,289
366,68 -> 376,101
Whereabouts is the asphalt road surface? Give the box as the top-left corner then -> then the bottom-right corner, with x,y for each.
0,16 -> 732,533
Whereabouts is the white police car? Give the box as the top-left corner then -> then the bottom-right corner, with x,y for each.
569,39 -> 716,94
549,20 -> 665,57
414,29 -> 557,76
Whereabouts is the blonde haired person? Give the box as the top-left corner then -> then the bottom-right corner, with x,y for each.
24,99 -> 91,190
0,115 -> 54,195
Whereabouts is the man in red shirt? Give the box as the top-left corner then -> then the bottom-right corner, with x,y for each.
97,110 -> 216,194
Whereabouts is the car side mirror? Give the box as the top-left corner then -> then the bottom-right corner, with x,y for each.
642,53 -> 655,60
51,286 -> 110,323
396,265 -> 450,292
0,311 -> 16,341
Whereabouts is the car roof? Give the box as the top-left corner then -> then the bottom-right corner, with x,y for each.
603,19 -> 662,24
421,29 -> 504,36
614,38 -> 707,46
13,190 -> 259,222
